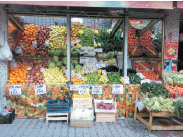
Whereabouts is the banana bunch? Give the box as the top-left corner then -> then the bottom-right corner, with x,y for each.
97,69 -> 101,76
61,66 -> 66,74
77,70 -> 84,76
100,75 -> 109,84
120,77 -> 124,84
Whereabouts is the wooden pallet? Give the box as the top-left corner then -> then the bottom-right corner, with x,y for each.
46,113 -> 69,124
134,91 -> 183,131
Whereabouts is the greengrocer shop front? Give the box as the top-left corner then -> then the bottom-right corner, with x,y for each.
0,1 -> 182,121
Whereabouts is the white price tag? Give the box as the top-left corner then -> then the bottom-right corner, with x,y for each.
141,79 -> 150,84
80,57 -> 89,64
124,76 -> 130,84
92,86 -> 102,94
9,85 -> 22,95
76,73 -> 83,79
35,84 -> 47,95
136,73 -> 146,79
70,85 -> 79,91
96,62 -> 106,69
94,48 -> 102,53
26,67 -> 32,71
112,85 -> 123,94
78,85 -> 90,94
102,70 -> 107,76
98,43 -> 101,46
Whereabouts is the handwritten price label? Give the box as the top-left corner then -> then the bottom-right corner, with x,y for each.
92,86 -> 102,94
136,73 -> 145,79
96,62 -> 106,69
80,57 -> 89,64
98,43 -> 101,47
9,85 -> 22,95
70,85 -> 79,91
124,76 -> 130,84
76,73 -> 83,79
112,85 -> 123,94
78,85 -> 90,94
35,84 -> 46,95
102,70 -> 107,76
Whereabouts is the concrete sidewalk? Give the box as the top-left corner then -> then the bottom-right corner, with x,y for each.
0,118 -> 183,137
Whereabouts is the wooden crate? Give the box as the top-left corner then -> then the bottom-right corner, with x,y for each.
70,107 -> 94,127
73,96 -> 92,109
162,70 -> 180,85
46,113 -> 69,124
94,99 -> 116,122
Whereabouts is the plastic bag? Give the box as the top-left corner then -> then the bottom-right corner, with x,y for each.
32,41 -> 37,48
0,42 -> 13,61
44,41 -> 49,47
0,109 -> 11,116
71,107 -> 93,120
15,45 -> 22,54
135,99 -> 146,112
10,58 -> 17,68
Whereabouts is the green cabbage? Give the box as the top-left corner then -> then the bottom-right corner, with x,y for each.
151,100 -> 161,111
56,61 -> 63,68
72,60 -> 78,66
52,56 -> 59,63
62,57 -> 67,65
75,65 -> 83,70
108,58 -> 116,65
48,62 -> 56,68
106,52 -> 114,59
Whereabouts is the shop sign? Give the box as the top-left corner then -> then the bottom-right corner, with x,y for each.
34,84 -> 46,95
112,85 -> 123,94
70,85 -> 79,91
164,40 -> 178,60
92,86 -> 103,94
78,85 -> 90,94
9,85 -> 22,95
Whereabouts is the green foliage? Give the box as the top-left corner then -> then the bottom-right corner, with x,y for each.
139,83 -> 169,98
52,56 -> 59,63
173,100 -> 183,118
128,73 -> 141,84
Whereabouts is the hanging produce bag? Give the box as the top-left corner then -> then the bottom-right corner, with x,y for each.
0,42 -> 13,61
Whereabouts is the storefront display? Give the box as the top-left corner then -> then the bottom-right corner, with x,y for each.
2,14 -> 183,129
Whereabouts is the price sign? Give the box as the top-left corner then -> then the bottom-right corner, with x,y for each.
78,85 -> 90,94
70,85 -> 79,91
92,86 -> 102,94
94,48 -> 102,53
98,43 -> 101,47
112,85 -> 123,94
141,79 -> 150,84
35,85 -> 46,95
96,62 -> 106,69
124,76 -> 130,84
80,57 -> 89,64
76,73 -> 83,79
9,85 -> 22,95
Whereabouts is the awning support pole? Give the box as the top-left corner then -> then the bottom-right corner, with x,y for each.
67,12 -> 71,82
123,8 -> 128,76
